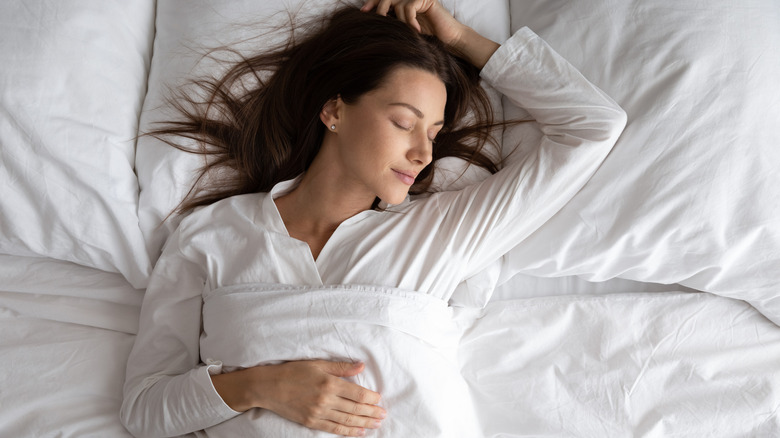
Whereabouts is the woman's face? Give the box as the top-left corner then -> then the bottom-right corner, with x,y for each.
325,66 -> 447,205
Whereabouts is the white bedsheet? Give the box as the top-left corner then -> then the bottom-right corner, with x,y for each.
0,255 -> 140,438
461,292 -> 780,436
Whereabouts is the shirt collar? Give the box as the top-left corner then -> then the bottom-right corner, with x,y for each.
259,175 -> 303,236
259,174 -> 413,231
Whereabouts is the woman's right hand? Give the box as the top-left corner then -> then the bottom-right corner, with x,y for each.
212,360 -> 386,437
360,0 -> 500,69
361,0 -> 465,46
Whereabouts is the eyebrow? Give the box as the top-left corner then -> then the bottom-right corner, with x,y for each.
389,102 -> 445,126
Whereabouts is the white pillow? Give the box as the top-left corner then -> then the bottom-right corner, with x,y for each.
500,0 -> 780,322
0,1 -> 155,288
135,0 -> 510,260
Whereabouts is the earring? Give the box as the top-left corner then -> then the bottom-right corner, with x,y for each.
330,124 -> 336,131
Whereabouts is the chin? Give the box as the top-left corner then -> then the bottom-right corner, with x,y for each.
379,192 -> 408,206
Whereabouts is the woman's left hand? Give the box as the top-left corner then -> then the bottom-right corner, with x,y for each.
360,0 -> 465,47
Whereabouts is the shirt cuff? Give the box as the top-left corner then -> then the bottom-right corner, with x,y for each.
479,26 -> 537,87
200,359 -> 243,417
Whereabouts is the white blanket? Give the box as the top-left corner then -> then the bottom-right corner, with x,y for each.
200,284 -> 480,437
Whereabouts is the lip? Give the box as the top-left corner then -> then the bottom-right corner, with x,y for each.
392,169 -> 417,185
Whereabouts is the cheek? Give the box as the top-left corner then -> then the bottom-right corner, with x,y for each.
345,118 -> 392,154
342,110 -> 379,142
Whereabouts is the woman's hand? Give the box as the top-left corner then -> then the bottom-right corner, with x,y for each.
212,360 -> 385,437
361,0 -> 464,46
361,0 -> 500,70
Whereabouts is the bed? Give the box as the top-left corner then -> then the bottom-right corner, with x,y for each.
1,0 -> 778,436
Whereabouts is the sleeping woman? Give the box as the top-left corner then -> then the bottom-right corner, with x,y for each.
120,0 -> 626,436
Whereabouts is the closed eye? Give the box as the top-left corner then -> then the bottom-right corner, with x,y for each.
393,119 -> 437,143
392,121 -> 412,131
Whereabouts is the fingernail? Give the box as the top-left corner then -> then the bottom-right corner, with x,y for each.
373,420 -> 382,428
379,411 -> 387,419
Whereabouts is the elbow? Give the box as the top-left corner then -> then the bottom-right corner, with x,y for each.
120,392 -> 159,438
119,399 -> 144,438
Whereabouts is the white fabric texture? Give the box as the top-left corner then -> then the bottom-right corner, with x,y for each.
0,0 -> 154,288
121,28 -> 626,437
200,284 -> 479,437
498,0 -> 780,322
0,254 -> 140,438
0,254 -> 143,333
134,0 -> 510,263
459,292 -> 780,437
0,314 -> 137,438
3,1 -> 779,437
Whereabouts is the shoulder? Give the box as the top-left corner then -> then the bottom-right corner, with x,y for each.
175,192 -> 271,240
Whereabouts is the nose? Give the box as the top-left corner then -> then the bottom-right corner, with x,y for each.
408,132 -> 433,166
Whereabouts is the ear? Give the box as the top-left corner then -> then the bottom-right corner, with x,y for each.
319,96 -> 342,128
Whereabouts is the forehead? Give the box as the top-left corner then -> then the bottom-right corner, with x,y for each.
367,67 -> 447,115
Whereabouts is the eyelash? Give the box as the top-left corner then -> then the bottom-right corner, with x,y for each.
393,121 -> 437,143
392,121 -> 412,131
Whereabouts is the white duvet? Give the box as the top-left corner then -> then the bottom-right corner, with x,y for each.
200,284 -> 479,437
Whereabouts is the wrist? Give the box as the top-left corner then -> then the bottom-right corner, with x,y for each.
451,26 -> 500,70
212,368 -> 261,413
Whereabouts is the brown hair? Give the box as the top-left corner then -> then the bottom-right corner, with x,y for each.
150,6 -> 506,214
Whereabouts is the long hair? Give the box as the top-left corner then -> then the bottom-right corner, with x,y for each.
149,6 -> 505,214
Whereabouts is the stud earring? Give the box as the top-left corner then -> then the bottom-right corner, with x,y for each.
330,124 -> 336,131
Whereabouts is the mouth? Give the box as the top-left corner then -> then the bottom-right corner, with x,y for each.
391,169 -> 417,186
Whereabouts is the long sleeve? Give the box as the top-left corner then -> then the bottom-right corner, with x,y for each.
433,27 -> 627,280
120,224 -> 240,438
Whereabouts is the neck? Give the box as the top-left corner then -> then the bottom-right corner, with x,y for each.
274,142 -> 375,235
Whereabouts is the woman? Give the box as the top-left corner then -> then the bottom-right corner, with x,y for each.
121,0 -> 626,437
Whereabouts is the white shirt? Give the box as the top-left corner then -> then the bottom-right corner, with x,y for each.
121,27 -> 626,438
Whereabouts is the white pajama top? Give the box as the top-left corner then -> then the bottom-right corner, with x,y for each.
121,27 -> 627,438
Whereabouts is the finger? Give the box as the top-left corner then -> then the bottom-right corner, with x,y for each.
394,4 -> 408,25
404,3 -> 423,32
327,404 -> 383,428
335,379 -> 382,405
329,410 -> 383,431
375,0 -> 394,16
308,419 -> 367,437
317,360 -> 365,378
360,0 -> 379,12
333,396 -> 388,421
